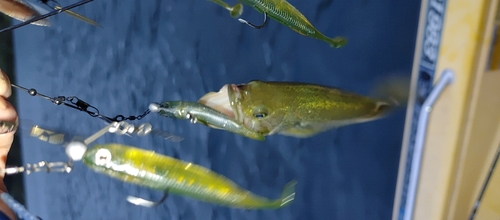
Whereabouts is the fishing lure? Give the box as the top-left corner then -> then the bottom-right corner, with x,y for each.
11,83 -> 184,142
199,81 -> 393,138
209,0 -> 347,48
0,0 -> 50,26
149,101 -> 265,141
83,143 -> 296,209
4,122 -> 295,209
41,0 -> 101,27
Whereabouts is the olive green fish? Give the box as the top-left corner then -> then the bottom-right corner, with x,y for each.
199,80 -> 393,138
208,0 -> 347,48
149,101 -> 265,141
82,143 -> 297,209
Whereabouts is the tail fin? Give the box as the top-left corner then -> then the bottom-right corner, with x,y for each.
329,37 -> 348,48
370,74 -> 411,107
230,3 -> 243,18
273,180 -> 297,208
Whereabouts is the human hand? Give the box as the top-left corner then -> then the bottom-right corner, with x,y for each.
0,69 -> 19,220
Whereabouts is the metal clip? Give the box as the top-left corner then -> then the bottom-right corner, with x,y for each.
4,161 -> 73,175
108,121 -> 184,142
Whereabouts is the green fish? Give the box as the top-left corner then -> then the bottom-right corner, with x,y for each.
199,81 -> 393,138
208,0 -> 347,48
83,143 -> 296,209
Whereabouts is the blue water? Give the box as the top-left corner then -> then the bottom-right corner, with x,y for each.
12,0 -> 419,219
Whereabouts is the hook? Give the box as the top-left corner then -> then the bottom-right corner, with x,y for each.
126,191 -> 169,207
238,12 -> 267,29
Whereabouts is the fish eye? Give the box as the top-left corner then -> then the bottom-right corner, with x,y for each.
94,148 -> 112,166
252,106 -> 268,119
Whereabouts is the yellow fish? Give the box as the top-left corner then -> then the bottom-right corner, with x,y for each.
199,81 -> 393,138
83,143 -> 297,209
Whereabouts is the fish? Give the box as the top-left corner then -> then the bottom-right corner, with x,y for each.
0,0 -> 50,26
82,143 -> 297,209
199,80 -> 393,138
209,0 -> 347,48
149,101 -> 265,141
209,0 -> 243,18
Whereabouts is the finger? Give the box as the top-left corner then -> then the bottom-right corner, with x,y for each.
0,99 -> 18,177
0,70 -> 11,98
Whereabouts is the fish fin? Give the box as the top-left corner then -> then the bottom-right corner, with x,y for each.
208,0 -> 243,18
329,37 -> 348,48
230,3 -> 243,18
370,74 -> 410,106
274,180 -> 297,208
279,128 -> 319,138
54,5 -> 102,27
276,120 -> 331,138
126,191 -> 168,207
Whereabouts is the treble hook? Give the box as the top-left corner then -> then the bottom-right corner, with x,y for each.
238,12 -> 267,29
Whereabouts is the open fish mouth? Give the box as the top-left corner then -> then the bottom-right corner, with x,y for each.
198,84 -> 236,119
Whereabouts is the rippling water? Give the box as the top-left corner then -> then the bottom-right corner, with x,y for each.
12,0 -> 419,219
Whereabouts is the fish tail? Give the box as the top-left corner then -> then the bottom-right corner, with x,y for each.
370,75 -> 410,107
329,36 -> 348,48
230,3 -> 243,18
208,0 -> 243,18
270,180 -> 297,208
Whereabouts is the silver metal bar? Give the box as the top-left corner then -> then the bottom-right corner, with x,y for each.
83,122 -> 118,146
403,69 -> 455,220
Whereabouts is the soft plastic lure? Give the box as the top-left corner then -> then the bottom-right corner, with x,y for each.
209,0 -> 347,48
40,0 -> 101,27
52,5 -> 101,27
83,143 -> 297,209
149,101 -> 265,141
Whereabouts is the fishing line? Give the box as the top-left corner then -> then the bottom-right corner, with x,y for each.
1,121 -> 174,210
11,83 -> 150,123
468,144 -> 500,219
11,83 -> 184,142
0,0 -> 94,34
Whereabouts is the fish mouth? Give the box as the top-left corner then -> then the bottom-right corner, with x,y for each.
198,84 -> 236,119
198,84 -> 246,123
228,84 -> 245,123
